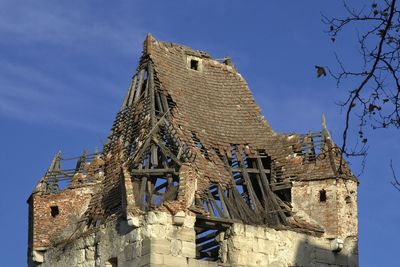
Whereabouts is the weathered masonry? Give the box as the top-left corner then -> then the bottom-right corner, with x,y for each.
27,34 -> 358,267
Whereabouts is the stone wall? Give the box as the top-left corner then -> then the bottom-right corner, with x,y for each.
39,212 -> 212,267
224,223 -> 358,267
36,212 -> 358,267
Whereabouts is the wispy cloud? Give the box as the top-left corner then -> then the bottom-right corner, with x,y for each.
0,0 -> 146,132
0,0 -> 144,55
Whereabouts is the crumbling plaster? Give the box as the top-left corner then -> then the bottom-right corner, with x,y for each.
37,212 -> 357,267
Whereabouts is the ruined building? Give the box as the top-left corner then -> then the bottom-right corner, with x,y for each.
27,34 -> 359,267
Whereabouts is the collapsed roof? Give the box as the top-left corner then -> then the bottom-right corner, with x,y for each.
35,34 -> 356,238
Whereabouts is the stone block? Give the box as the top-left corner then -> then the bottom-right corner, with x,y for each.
171,239 -> 182,256
236,251 -> 249,265
128,215 -> 140,228
315,247 -> 335,264
119,259 -> 138,267
124,243 -> 136,261
177,228 -> 196,242
139,254 -> 150,266
147,211 -> 169,225
249,252 -> 268,266
32,250 -> 44,263
142,239 -> 151,256
145,224 -> 170,239
231,223 -> 245,236
152,239 -> 172,254
256,238 -> 274,254
189,260 -> 218,267
231,237 -> 253,251
149,253 -> 164,264
85,248 -> 95,261
83,260 -> 96,267
127,228 -> 140,242
163,255 -> 188,266
183,215 -> 196,228
76,249 -> 86,264
173,211 -> 186,226
269,261 -> 286,267
181,241 -> 196,257
244,225 -> 256,238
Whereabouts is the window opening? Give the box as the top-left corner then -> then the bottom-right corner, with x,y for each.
50,206 -> 59,218
319,189 -> 327,202
195,217 -> 229,262
190,59 -> 199,70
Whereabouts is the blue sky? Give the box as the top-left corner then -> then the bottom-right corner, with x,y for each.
1,1 -> 399,266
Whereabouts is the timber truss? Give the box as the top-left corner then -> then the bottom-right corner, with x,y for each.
103,57 -> 192,210
40,55 -> 331,234
191,146 -> 290,227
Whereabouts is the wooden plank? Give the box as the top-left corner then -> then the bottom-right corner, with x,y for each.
254,173 -> 268,207
217,185 -> 230,218
221,190 -> 241,220
153,180 -> 168,192
231,168 -> 270,174
160,92 -> 170,115
131,116 -> 167,164
133,69 -> 145,104
196,230 -> 219,244
151,144 -> 158,167
198,249 -> 219,260
255,154 -> 287,224
207,189 -> 224,218
221,154 -> 250,221
195,215 -> 236,226
155,91 -> 164,114
138,176 -> 148,210
148,63 -> 156,127
163,174 -> 176,201
152,136 -> 182,166
127,75 -> 138,107
196,240 -> 219,252
239,156 -> 264,214
205,199 -> 215,217
147,179 -> 154,207
271,183 -> 292,191
130,168 -> 177,176
176,144 -> 184,161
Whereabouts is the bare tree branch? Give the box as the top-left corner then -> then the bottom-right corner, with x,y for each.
390,160 -> 400,191
322,0 -> 400,173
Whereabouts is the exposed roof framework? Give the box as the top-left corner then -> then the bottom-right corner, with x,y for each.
35,34 -> 355,236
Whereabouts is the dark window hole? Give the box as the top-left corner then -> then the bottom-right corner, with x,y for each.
190,59 -> 199,70
319,189 -> 327,202
50,206 -> 59,218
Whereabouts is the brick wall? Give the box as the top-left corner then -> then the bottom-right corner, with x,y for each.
29,186 -> 94,250
291,179 -> 358,239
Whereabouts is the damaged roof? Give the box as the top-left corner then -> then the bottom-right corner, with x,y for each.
33,34 -> 356,242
